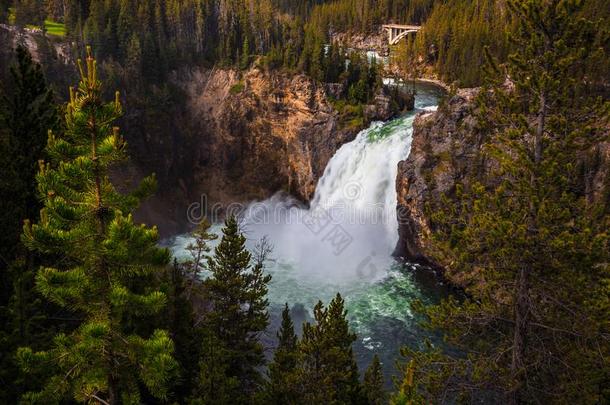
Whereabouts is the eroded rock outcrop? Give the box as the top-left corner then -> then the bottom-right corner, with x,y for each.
394,89 -> 480,266
395,88 -> 609,283
176,67 -> 363,206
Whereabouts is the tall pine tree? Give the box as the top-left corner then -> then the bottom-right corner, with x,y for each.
265,303 -> 301,403
191,215 -> 271,403
362,354 -> 386,404
299,293 -> 362,403
16,49 -> 177,404
0,44 -> 60,404
404,0 -> 609,403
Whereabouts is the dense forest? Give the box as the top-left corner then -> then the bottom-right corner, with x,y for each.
1,0 -> 609,404
2,0 -> 608,87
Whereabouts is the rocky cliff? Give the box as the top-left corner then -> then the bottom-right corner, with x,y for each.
395,88 -> 609,283
175,67 -> 356,207
332,28 -> 389,55
0,24 -> 76,95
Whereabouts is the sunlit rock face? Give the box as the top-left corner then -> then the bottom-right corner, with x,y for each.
173,66 -> 409,215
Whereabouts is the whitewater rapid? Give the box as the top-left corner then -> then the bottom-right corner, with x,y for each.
169,82 -> 445,380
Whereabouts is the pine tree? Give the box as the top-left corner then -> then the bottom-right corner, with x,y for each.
405,1 -> 609,403
183,219 -> 217,300
16,49 -> 177,404
162,220 -> 216,402
265,303 -> 300,403
390,360 -> 423,405
159,259 -> 200,403
299,293 -> 362,403
191,215 -> 271,402
191,329 -> 240,405
0,45 -> 60,404
0,45 -> 59,267
241,36 -> 250,70
363,354 -> 385,405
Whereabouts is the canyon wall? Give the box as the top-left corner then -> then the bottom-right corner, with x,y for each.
176,67 -> 357,206
395,88 -> 610,284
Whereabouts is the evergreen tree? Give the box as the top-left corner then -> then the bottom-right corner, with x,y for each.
183,219 -> 217,299
265,303 -> 300,403
404,0 -> 609,403
299,293 -> 362,403
0,45 -> 59,404
191,215 -> 271,402
14,0 -> 45,27
390,360 -> 423,405
16,49 -> 177,404
163,220 -> 216,402
362,354 -> 385,405
0,45 -> 59,268
160,259 -> 200,403
191,329 -> 240,405
241,36 -> 250,70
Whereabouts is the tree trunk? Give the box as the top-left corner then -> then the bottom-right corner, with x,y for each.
509,90 -> 546,404
107,374 -> 119,405
509,265 -> 530,404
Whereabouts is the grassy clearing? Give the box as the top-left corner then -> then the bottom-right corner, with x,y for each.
7,8 -> 66,37
44,20 -> 66,36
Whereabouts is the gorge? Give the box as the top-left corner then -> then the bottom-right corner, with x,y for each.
168,81 -> 449,382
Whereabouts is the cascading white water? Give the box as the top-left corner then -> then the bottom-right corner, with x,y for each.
236,115 -> 418,285
169,83 -> 444,378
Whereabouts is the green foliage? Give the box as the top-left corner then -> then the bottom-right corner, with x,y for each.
390,359 -> 423,405
230,82 -> 245,95
402,0 -> 610,403
191,330 -> 241,405
13,0 -> 44,27
264,303 -> 301,404
17,50 -> 177,404
0,45 -> 58,263
44,20 -> 65,37
299,293 -> 362,403
191,216 -> 272,402
0,45 -> 60,403
363,354 -> 386,405
241,37 -> 251,70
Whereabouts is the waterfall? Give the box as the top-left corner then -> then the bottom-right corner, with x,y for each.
170,83 -> 441,291
168,83 -> 443,378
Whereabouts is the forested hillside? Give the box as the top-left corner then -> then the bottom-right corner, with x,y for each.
2,0 -> 608,87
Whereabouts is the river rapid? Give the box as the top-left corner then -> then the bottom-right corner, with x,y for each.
168,82 -> 448,384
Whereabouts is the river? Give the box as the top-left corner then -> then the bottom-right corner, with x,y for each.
168,82 -> 449,385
